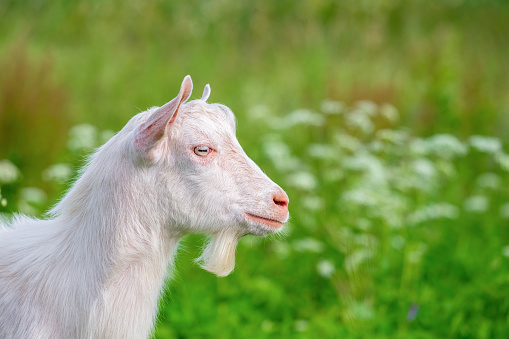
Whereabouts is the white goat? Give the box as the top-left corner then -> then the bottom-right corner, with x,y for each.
0,75 -> 289,339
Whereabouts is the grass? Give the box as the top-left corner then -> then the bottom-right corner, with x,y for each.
1,1 -> 509,338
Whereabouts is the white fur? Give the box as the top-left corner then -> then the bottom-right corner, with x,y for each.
0,76 -> 289,339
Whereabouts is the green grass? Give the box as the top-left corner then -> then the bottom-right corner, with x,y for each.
1,1 -> 509,338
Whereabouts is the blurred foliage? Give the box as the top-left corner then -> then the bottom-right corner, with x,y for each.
1,0 -> 509,338
245,102 -> 509,338
0,42 -> 70,185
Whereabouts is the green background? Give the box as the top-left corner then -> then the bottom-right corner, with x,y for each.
1,1 -> 509,338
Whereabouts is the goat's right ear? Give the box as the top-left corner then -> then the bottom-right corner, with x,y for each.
132,75 -> 193,161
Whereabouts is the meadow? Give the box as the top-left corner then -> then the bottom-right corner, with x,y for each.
1,1 -> 509,338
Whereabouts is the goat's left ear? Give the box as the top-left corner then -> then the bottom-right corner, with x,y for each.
133,75 -> 193,160
201,84 -> 211,101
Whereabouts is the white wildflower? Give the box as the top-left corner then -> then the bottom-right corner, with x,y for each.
353,233 -> 379,248
407,243 -> 427,264
379,210 -> 405,229
100,130 -> 116,144
408,203 -> 459,225
248,104 -> 271,120
17,201 -> 37,215
356,218 -> 372,231
17,187 -> 47,215
324,168 -> 345,182
19,187 -> 47,206
68,124 -> 98,151
294,320 -> 309,332
344,248 -> 375,273
317,259 -> 335,278
293,238 -> 324,253
368,140 -> 384,153
496,153 -> 509,171
409,138 -> 428,157
307,144 -> 337,160
342,153 -> 387,188
273,109 -> 324,129
321,100 -> 344,114
469,135 -> 502,154
411,158 -> 437,180
380,103 -> 399,123
286,109 -> 325,126
287,171 -> 317,191
425,134 -> 468,159
464,195 -> 489,213
42,163 -> 74,183
302,195 -> 324,211
334,133 -> 363,153
271,241 -> 291,260
261,320 -> 274,332
367,192 -> 409,229
376,129 -> 408,145
0,160 -> 20,184
346,301 -> 374,320
435,159 -> 456,177
346,110 -> 375,135
355,100 -> 378,117
341,188 -> 378,207
391,235 -> 405,250
476,172 -> 501,189
262,139 -> 300,172
393,165 -> 435,193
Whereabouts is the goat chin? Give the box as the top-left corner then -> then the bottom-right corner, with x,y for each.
196,229 -> 244,277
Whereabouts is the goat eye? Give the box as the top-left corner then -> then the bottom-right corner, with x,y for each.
194,146 -> 212,156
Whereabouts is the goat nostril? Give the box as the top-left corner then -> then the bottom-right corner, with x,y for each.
273,193 -> 289,208
273,199 -> 287,207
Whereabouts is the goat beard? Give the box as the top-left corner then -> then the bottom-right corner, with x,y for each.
196,228 -> 244,277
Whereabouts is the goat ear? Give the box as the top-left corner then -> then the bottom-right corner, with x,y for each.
133,75 -> 193,158
201,84 -> 211,101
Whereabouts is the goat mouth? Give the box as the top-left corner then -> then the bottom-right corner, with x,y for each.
245,213 -> 284,228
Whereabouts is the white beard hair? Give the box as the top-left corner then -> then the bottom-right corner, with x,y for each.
196,229 -> 244,277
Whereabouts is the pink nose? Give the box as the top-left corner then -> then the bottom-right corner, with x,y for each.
272,189 -> 289,210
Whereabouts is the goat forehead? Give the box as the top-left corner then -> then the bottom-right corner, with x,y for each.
185,102 -> 235,127
180,103 -> 237,139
